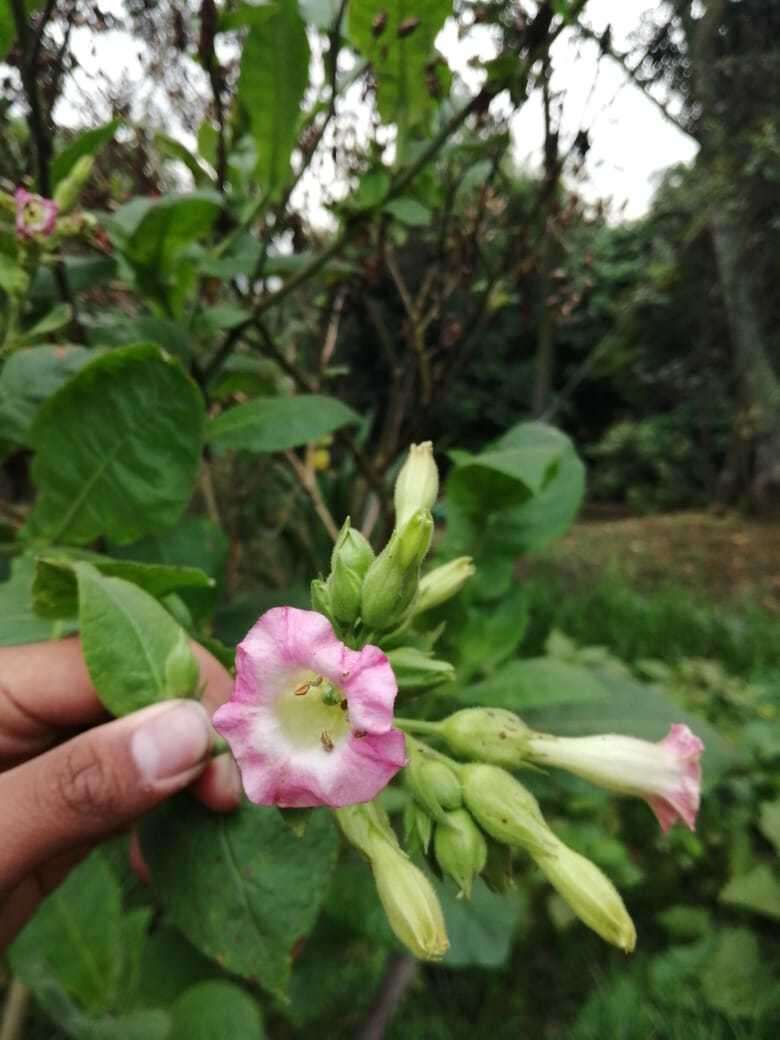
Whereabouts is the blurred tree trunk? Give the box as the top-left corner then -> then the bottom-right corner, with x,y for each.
687,0 -> 780,506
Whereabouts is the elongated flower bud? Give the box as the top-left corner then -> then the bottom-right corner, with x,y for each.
310,577 -> 332,617
434,809 -> 488,899
361,509 -> 433,631
532,835 -> 637,953
388,647 -> 455,693
404,738 -> 462,819
414,557 -> 475,614
53,155 -> 94,213
394,442 -> 439,530
330,518 -> 375,577
525,725 -> 704,833
371,839 -> 449,960
439,708 -> 531,767
164,630 -> 200,698
336,801 -> 398,856
461,763 -> 556,857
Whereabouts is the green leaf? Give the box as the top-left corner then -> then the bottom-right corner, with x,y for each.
759,799 -> 780,855
26,344 -> 205,546
452,584 -> 529,682
52,119 -> 122,186
461,656 -> 611,711
21,301 -> 72,341
208,394 -> 359,453
88,314 -> 191,361
701,928 -> 771,1019
383,197 -> 431,226
0,344 -> 93,445
437,879 -> 525,969
10,852 -> 126,1013
33,552 -> 214,619
720,864 -> 780,921
131,927 -> 217,1010
0,1 -> 44,60
0,555 -> 63,645
155,132 -> 215,185
349,0 -> 452,127
169,981 -> 265,1039
239,0 -> 310,193
75,562 -> 193,715
141,798 -> 340,1000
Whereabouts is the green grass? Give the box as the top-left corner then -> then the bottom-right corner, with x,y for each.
522,560 -> 780,679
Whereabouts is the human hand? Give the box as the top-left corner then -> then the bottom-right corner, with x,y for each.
0,637 -> 240,950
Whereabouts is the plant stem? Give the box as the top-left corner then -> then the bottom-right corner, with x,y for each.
395,717 -> 441,736
0,979 -> 30,1040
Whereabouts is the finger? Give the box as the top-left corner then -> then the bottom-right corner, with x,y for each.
0,638 -> 106,764
0,699 -> 211,895
192,752 -> 242,812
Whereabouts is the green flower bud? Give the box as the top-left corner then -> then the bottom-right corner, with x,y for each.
310,577 -> 332,617
404,738 -> 462,819
532,836 -> 637,953
482,838 -> 515,894
335,801 -> 398,857
164,630 -> 200,698
394,442 -> 439,530
403,798 -> 433,854
461,764 -> 556,857
414,557 -> 475,614
434,809 -> 488,899
330,518 -> 375,577
387,647 -> 455,693
371,840 -> 449,960
53,155 -> 94,213
361,509 -> 433,631
439,708 -> 532,768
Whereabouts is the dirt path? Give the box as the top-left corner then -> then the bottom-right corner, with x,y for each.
546,511 -> 780,610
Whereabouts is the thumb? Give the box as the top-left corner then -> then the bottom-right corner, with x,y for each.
0,700 -> 212,894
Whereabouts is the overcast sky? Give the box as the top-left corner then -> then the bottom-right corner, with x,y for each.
54,1 -> 697,221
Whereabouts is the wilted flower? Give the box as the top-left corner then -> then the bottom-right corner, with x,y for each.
213,607 -> 406,807
526,724 -> 704,832
15,187 -> 58,239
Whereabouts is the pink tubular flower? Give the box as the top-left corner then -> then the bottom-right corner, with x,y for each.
213,607 -> 407,808
15,187 -> 58,239
526,723 -> 704,833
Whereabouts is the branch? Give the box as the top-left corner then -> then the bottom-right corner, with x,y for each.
354,955 -> 419,1040
10,0 -> 54,194
575,20 -> 694,139
284,449 -> 340,542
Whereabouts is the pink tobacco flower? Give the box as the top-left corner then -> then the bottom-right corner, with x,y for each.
213,607 -> 407,808
15,187 -> 58,239
526,723 -> 704,833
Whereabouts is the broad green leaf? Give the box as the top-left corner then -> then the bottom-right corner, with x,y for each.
169,981 -> 265,1039
131,927 -> 216,1010
31,256 -> 117,302
10,852 -> 125,1013
0,555 -> 62,645
208,394 -> 359,453
383,196 -> 431,226
701,928 -> 771,1019
349,1 -> 452,127
526,671 -> 737,790
52,118 -> 122,186
438,880 -> 525,969
141,798 -> 340,999
239,0 -> 310,193
155,132 -> 215,185
461,656 -> 610,711
0,344 -> 93,445
88,314 -> 191,361
75,562 -> 193,715
26,344 -> 205,546
33,552 -> 213,619
720,864 -> 780,921
451,584 -> 529,682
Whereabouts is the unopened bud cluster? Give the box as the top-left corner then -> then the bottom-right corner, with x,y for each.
313,440 -> 700,962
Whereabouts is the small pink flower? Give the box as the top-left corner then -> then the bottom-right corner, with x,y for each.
15,187 -> 58,239
213,607 -> 407,808
527,723 -> 704,832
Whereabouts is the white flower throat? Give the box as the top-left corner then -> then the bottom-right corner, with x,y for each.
275,673 -> 351,752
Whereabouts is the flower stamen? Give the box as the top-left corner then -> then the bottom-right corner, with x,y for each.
321,731 -> 335,753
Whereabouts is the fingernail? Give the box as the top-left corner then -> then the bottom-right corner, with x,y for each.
131,701 -> 212,784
